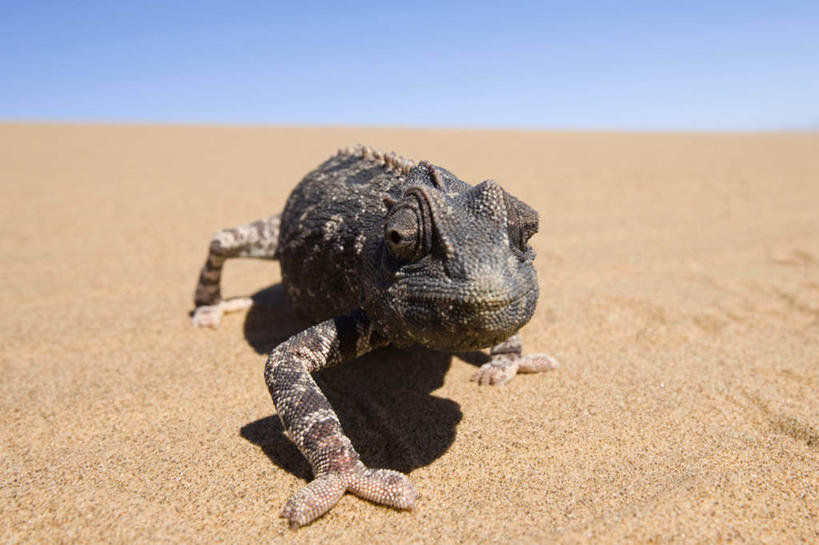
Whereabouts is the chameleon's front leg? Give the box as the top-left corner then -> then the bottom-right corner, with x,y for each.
264,310 -> 418,528
471,333 -> 560,386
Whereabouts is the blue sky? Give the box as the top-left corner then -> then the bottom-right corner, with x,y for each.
2,1 -> 817,130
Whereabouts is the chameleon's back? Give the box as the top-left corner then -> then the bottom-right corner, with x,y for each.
277,148 -> 414,322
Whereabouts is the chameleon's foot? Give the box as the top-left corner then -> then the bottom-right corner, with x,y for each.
191,297 -> 253,328
471,353 -> 560,386
281,462 -> 417,529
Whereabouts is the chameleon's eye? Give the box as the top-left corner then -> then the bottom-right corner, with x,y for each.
506,209 -> 525,252
385,202 -> 425,262
502,191 -> 538,253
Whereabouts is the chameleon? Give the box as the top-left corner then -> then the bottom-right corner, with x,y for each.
192,145 -> 560,528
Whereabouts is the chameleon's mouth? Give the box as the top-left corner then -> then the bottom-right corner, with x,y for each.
394,282 -> 538,351
401,287 -> 534,313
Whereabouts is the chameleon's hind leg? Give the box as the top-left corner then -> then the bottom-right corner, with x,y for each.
471,333 -> 560,386
265,311 -> 418,528
192,215 -> 280,328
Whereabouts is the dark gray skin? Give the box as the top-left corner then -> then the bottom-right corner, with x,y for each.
192,146 -> 559,528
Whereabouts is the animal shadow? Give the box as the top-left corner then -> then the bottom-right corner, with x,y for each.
240,284 -> 463,479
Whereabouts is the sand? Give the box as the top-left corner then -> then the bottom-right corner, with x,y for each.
1,124 -> 817,544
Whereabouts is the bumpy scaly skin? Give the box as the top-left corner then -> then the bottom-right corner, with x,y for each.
192,145 -> 560,527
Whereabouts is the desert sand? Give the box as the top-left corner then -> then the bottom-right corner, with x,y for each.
1,124 -> 817,544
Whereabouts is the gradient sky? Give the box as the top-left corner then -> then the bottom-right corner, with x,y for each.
2,1 -> 818,130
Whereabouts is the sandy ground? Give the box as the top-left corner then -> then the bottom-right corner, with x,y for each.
1,124 -> 817,544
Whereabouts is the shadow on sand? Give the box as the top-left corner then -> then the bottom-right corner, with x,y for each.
239,284 -> 466,480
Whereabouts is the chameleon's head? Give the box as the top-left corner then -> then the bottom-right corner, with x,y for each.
362,163 -> 539,351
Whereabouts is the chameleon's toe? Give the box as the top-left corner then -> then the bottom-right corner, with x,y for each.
347,464 -> 418,510
471,355 -> 520,385
281,474 -> 347,529
471,352 -> 561,385
191,304 -> 223,328
192,297 -> 252,329
518,353 -> 560,373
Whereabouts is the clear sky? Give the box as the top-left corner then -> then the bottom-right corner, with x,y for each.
2,1 -> 818,130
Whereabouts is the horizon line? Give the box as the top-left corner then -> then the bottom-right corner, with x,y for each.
2,118 -> 818,136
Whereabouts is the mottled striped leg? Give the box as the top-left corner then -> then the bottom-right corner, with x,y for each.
192,215 -> 280,328
471,333 -> 560,386
264,310 -> 418,528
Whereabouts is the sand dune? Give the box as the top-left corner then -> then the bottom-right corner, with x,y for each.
1,124 -> 817,543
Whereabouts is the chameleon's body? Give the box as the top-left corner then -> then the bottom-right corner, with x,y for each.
193,146 -> 559,527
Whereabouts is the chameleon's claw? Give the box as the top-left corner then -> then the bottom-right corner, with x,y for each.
281,462 -> 417,528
